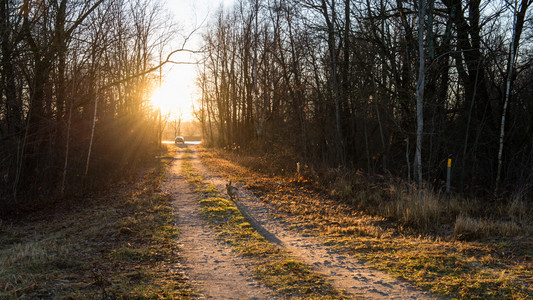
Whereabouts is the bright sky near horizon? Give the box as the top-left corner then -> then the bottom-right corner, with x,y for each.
149,0 -> 234,122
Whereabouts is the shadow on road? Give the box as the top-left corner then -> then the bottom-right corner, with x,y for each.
232,200 -> 284,246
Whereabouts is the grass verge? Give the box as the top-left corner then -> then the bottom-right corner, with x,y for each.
0,145 -> 194,299
198,147 -> 533,299
180,149 -> 345,299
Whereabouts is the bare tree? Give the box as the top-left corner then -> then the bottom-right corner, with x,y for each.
416,0 -> 426,203
0,0 -> 195,206
196,0 -> 533,200
495,0 -> 532,190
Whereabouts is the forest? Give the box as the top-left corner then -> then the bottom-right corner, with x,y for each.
196,0 -> 533,201
1,0 -> 532,209
0,1 -> 532,297
0,0 -> 182,208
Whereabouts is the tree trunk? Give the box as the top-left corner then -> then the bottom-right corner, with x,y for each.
320,0 -> 344,164
416,0 -> 426,203
85,85 -> 98,176
1,0 -> 21,134
61,104 -> 73,197
495,0 -> 531,191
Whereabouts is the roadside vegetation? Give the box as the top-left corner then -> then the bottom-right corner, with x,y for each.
180,149 -> 345,299
199,147 -> 533,299
0,145 -> 193,299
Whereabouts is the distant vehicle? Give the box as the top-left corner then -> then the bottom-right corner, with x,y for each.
175,136 -> 185,144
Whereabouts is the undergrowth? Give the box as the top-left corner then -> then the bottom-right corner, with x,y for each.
180,149 -> 345,299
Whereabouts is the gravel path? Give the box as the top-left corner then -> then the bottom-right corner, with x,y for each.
163,149 -> 274,299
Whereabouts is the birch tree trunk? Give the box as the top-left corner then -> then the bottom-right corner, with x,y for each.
495,0 -> 531,191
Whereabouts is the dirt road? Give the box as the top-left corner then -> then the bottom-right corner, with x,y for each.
163,149 -> 274,299
164,146 -> 437,299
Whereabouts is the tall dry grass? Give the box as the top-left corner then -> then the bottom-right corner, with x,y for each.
209,148 -> 532,239
318,168 -> 532,238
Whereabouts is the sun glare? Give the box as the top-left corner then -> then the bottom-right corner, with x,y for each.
150,65 -> 196,121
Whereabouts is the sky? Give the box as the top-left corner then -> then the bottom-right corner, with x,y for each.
150,0 -> 234,122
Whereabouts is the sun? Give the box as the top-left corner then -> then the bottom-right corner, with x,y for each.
149,65 -> 196,121
150,87 -> 171,113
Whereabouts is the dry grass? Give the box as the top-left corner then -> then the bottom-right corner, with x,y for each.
324,168 -> 533,238
454,215 -> 528,239
0,145 -> 194,299
198,146 -> 533,299
210,148 -> 533,239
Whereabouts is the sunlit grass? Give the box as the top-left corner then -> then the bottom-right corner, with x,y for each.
197,147 -> 533,299
180,149 -> 345,299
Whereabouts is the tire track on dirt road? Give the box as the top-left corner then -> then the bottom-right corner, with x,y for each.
163,149 -> 274,299
190,147 -> 438,300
